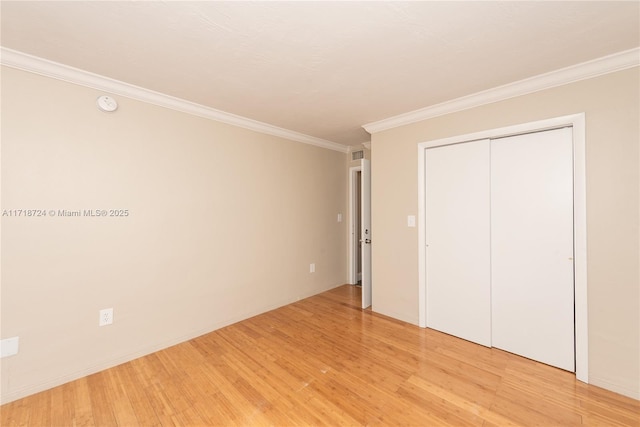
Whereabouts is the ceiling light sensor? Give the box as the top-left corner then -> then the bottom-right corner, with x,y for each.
96,95 -> 118,113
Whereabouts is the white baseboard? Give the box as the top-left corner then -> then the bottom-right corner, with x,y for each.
588,375 -> 640,401
371,306 -> 419,326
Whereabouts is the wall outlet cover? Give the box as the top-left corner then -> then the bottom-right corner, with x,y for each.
99,308 -> 114,326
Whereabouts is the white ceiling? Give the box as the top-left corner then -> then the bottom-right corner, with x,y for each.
2,1 -> 639,147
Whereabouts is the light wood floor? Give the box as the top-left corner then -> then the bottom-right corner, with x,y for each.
2,285 -> 638,426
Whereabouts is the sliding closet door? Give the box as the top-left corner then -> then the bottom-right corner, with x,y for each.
491,128 -> 575,371
426,140 -> 491,346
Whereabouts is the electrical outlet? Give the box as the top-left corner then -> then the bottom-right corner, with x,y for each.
310,263 -> 315,273
99,308 -> 113,326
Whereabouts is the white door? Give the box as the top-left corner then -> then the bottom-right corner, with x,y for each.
361,159 -> 372,309
491,128 -> 575,371
425,140 -> 492,346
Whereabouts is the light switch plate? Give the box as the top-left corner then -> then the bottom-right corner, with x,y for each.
0,336 -> 19,358
408,215 -> 416,227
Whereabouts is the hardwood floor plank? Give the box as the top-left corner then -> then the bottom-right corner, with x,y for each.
142,382 -> 179,426
307,370 -> 392,424
493,382 -> 583,425
2,284 -> 638,426
1,399 -> 31,426
49,383 -> 68,426
85,372 -> 118,426
578,398 -> 640,426
412,362 -> 500,408
395,382 -> 483,426
27,388 -> 52,427
69,377 -> 95,426
403,374 -> 520,427
113,362 -> 162,426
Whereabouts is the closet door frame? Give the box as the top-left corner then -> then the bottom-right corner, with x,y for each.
417,113 -> 588,383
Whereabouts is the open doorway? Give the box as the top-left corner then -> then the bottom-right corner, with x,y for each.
349,159 -> 371,309
350,169 -> 362,285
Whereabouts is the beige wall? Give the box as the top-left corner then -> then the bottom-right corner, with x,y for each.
0,66 -> 347,403
371,67 -> 640,399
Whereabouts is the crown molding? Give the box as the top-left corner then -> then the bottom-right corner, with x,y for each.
363,47 -> 640,134
0,47 -> 349,153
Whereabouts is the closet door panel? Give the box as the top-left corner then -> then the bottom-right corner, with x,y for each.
490,128 -> 575,371
426,140 -> 491,347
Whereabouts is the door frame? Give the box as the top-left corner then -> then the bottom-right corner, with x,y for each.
348,165 -> 361,285
417,113 -> 588,383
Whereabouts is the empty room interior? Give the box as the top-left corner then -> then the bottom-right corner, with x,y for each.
1,2 -> 639,426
